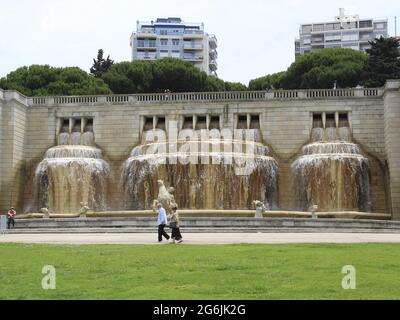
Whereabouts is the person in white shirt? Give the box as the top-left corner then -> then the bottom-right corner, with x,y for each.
157,203 -> 170,242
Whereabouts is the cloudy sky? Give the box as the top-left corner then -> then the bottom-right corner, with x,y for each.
0,0 -> 398,84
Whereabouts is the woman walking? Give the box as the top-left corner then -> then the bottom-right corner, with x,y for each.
169,206 -> 183,244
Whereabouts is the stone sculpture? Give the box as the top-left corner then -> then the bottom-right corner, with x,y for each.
41,207 -> 50,219
253,200 -> 266,218
155,180 -> 178,214
79,202 -> 90,218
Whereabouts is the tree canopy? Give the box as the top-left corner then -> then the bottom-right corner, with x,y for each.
90,49 -> 114,78
280,48 -> 368,89
362,37 -> 400,87
249,39 -> 400,90
248,72 -> 286,90
102,58 -> 247,94
0,65 -> 111,96
101,61 -> 154,94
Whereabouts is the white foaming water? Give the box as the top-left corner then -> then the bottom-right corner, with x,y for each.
121,128 -> 278,210
70,132 -> 82,145
302,142 -> 362,155
311,127 -> 352,142
293,126 -> 369,212
34,145 -> 110,213
58,132 -> 70,145
82,132 -> 95,146
45,146 -> 103,159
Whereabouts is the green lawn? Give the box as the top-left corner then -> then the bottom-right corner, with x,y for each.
0,243 -> 399,300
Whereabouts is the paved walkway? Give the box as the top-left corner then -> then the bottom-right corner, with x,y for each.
2,233 -> 400,244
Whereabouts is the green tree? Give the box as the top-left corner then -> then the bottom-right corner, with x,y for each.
151,58 -> 208,92
204,76 -> 226,91
363,37 -> 400,87
90,49 -> 114,78
248,72 -> 286,90
102,61 -> 153,94
0,65 -> 111,96
102,58 -> 247,94
224,81 -> 247,91
281,48 -> 367,89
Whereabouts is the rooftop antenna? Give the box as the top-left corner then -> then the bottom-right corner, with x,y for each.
395,16 -> 397,37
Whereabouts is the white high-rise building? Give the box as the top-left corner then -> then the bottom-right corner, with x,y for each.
130,17 -> 218,76
295,9 -> 388,58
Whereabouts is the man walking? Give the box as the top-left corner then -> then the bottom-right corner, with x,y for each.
7,207 -> 16,229
157,203 -> 170,242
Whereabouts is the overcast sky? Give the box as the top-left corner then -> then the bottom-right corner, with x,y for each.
0,0 -> 398,84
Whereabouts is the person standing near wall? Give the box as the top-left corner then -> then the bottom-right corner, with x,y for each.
7,207 -> 16,229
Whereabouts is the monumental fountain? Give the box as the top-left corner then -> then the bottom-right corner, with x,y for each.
2,82 -> 399,225
292,114 -> 370,212
121,126 -> 279,211
33,119 -> 111,213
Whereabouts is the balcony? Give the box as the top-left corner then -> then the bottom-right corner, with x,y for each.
209,35 -> 217,49
136,29 -> 157,39
136,41 -> 157,51
183,30 -> 204,39
137,53 -> 157,60
183,55 -> 204,62
183,43 -> 204,50
209,49 -> 218,59
209,60 -> 218,71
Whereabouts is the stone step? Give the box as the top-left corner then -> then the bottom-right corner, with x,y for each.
6,227 -> 400,235
12,217 -> 400,230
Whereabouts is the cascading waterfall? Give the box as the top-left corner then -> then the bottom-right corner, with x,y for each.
121,129 -> 278,210
292,127 -> 369,212
33,131 -> 110,213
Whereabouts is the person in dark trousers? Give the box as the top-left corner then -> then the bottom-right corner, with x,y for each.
157,203 -> 170,242
169,206 -> 183,244
7,207 -> 16,229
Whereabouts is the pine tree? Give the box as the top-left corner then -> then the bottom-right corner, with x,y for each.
363,37 -> 400,87
90,49 -> 114,78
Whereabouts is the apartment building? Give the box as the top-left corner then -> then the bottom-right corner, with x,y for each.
295,9 -> 388,58
130,17 -> 218,76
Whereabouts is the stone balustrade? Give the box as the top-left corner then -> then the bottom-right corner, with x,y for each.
0,87 -> 384,107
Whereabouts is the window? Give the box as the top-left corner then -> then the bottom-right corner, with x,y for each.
374,23 -> 386,30
326,23 -> 341,30
156,117 -> 166,130
325,32 -> 341,42
339,113 -> 349,128
183,116 -> 193,129
325,114 -> 335,128
313,24 -> 324,32
342,32 -> 359,41
312,114 -> 323,128
171,51 -> 180,58
209,116 -> 220,130
60,118 -> 70,133
250,115 -> 260,129
160,30 -> 168,35
84,118 -> 93,133
172,39 -> 180,46
196,116 -> 207,130
359,20 -> 373,28
160,39 -> 168,46
159,50 -> 169,57
72,119 -> 81,133
301,25 -> 312,34
237,115 -> 247,129
342,43 -> 359,50
144,117 -> 154,130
